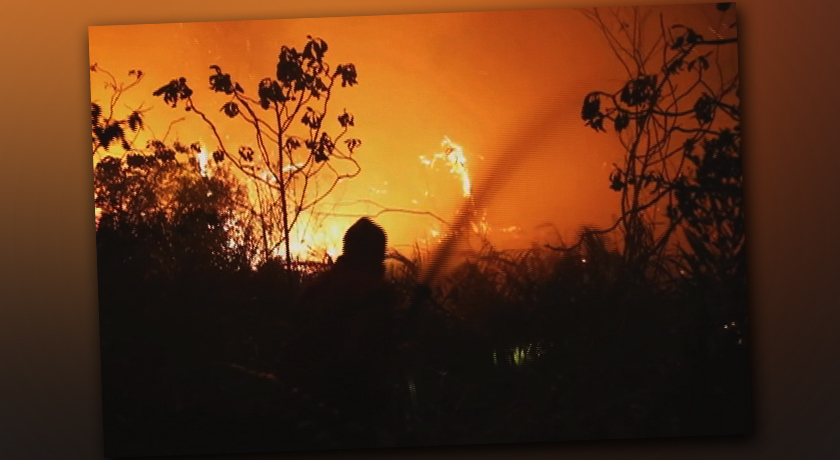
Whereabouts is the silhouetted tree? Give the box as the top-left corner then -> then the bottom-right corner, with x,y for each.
577,4 -> 742,289
91,65 -> 261,278
94,150 -> 255,285
577,5 -> 749,434
153,36 -> 362,274
91,64 -> 149,156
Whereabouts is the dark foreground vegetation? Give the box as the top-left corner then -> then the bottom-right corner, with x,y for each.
97,219 -> 750,457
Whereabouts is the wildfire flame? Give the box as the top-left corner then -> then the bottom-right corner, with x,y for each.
420,136 -> 472,198
197,149 -> 210,178
284,211 -> 343,262
251,166 -> 343,262
420,137 -> 491,239
95,137 -> 497,264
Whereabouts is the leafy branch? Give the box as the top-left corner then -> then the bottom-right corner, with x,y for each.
570,4 -> 741,287
153,36 -> 362,270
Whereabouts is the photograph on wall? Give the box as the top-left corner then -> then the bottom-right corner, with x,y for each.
89,3 -> 749,457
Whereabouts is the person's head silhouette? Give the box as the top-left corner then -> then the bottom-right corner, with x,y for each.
338,217 -> 387,276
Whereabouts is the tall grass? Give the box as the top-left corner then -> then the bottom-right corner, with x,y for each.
373,224 -> 749,444
98,221 -> 749,455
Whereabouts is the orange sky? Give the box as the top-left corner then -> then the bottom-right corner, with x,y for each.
89,4 -> 738,257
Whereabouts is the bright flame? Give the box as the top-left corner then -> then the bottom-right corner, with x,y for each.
283,162 -> 305,174
420,136 -> 472,198
246,161 -> 348,263
281,210 -> 343,261
420,136 -> 493,239
197,149 -> 210,178
258,163 -> 305,185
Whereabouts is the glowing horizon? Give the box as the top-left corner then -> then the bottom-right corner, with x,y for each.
88,5 -> 738,263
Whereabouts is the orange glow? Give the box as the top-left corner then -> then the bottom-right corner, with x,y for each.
285,210 -> 344,261
88,5 -> 737,262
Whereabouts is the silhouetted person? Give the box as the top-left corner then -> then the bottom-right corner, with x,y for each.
283,217 -> 398,445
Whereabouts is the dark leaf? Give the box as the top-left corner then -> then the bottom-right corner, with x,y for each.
671,36 -> 684,50
319,132 -> 334,154
209,66 -> 235,94
173,142 -> 189,154
285,137 -> 302,152
581,93 -> 601,121
91,103 -> 101,124
609,169 -> 625,191
301,107 -> 322,129
127,111 -> 144,132
686,29 -> 702,44
344,138 -> 362,153
222,101 -> 240,118
694,93 -> 715,125
614,112 -> 629,132
153,78 -> 192,108
101,123 -> 125,150
154,147 -> 175,162
212,149 -> 225,163
258,78 -> 285,108
620,75 -> 657,107
684,138 -> 696,154
338,109 -> 354,128
335,63 -> 358,87
238,146 -> 254,162
668,58 -> 683,75
303,41 -> 315,61
718,128 -> 735,148
277,46 -> 303,85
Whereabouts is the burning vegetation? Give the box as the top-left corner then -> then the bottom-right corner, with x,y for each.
91,5 -> 749,457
